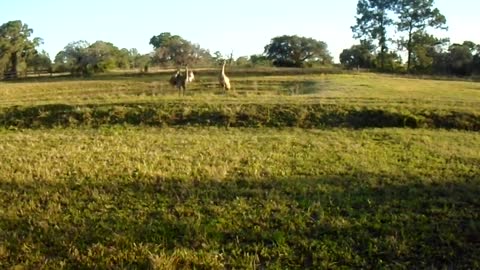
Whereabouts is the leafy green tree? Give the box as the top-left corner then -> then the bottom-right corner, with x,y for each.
26,50 -> 52,75
473,46 -> 480,75
212,51 -> 227,65
150,32 -> 212,66
431,41 -> 480,76
127,48 -> 150,71
377,51 -> 405,72
264,35 -> 332,67
128,48 -> 140,66
235,56 -> 250,67
0,20 -> 42,79
405,31 -> 448,73
149,32 -> 178,49
54,40 -> 133,75
447,42 -> 475,76
52,51 -> 68,73
249,54 -> 271,67
339,40 -> 375,69
461,41 -> 477,52
54,40 -> 90,75
432,51 -> 449,75
126,49 -> 151,71
88,41 -> 121,72
116,48 -> 131,69
395,0 -> 447,72
352,0 -> 396,70
136,54 -> 152,72
212,51 -> 223,60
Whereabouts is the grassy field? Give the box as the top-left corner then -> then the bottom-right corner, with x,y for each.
2,72 -> 480,109
1,72 -> 479,130
0,70 -> 479,268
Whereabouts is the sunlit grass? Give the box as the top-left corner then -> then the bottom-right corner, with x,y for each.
0,70 -> 479,268
0,127 -> 478,183
1,73 -> 479,112
0,127 -> 479,268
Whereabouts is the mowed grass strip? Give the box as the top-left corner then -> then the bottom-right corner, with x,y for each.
0,127 -> 479,268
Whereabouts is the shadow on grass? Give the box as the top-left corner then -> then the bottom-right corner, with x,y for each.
0,174 -> 479,269
1,102 -> 480,131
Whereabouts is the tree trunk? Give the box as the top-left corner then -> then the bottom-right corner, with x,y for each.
379,17 -> 386,70
380,45 -> 386,70
8,52 -> 18,79
406,23 -> 413,73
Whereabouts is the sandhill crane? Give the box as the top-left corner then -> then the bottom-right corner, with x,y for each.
169,66 -> 191,95
219,60 -> 231,91
187,70 -> 195,83
169,69 -> 181,87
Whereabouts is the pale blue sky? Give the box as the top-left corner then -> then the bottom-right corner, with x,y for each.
1,0 -> 479,63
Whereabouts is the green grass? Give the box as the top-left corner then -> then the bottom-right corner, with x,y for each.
0,70 -> 479,268
0,127 -> 479,269
1,72 -> 479,130
1,72 -> 480,109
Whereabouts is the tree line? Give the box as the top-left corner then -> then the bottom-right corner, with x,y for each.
1,0 -> 479,79
342,0 -> 480,76
0,19 -> 333,79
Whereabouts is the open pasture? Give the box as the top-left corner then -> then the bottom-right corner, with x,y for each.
0,70 -> 479,268
1,71 -> 480,110
1,71 -> 479,130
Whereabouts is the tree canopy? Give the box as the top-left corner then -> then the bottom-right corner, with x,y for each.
347,0 -> 464,75
1,0 -> 480,80
404,31 -> 447,73
447,42 -> 476,76
340,40 -> 375,69
0,20 -> 42,79
352,0 -> 396,70
26,50 -> 52,74
264,35 -> 332,67
149,32 -> 212,66
54,40 -> 143,75
395,0 -> 447,71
